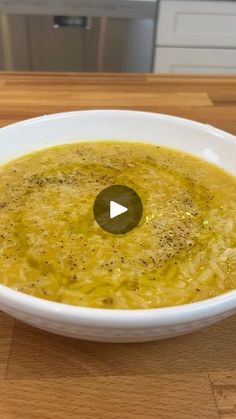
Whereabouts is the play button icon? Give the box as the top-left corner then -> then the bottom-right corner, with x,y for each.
93,185 -> 143,234
110,201 -> 128,219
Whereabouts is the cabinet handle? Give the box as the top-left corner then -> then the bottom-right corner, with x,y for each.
53,16 -> 92,30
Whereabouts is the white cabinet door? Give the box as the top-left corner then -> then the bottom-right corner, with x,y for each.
156,0 -> 236,48
154,47 -> 236,74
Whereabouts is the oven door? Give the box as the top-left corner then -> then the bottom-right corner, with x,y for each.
0,11 -> 157,72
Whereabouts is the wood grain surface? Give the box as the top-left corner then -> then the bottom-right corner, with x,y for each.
0,72 -> 236,419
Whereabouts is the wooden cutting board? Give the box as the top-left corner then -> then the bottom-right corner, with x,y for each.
0,73 -> 235,419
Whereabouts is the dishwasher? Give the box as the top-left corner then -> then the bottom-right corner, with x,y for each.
0,0 -> 158,72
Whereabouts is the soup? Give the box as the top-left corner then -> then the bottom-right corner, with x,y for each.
0,141 -> 235,309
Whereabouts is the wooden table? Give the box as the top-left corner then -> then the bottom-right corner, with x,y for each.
0,73 -> 236,419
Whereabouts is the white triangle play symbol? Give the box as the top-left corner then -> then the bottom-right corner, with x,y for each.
110,200 -> 128,219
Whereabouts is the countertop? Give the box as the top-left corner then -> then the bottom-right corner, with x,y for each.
0,72 -> 235,419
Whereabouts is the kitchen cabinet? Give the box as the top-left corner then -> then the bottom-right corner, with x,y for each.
154,47 -> 236,74
154,0 -> 236,74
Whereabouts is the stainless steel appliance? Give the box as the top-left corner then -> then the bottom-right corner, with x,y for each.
0,0 -> 158,72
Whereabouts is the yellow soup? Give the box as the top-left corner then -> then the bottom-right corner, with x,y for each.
0,141 -> 236,309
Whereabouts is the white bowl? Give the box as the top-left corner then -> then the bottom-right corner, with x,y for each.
0,110 -> 236,343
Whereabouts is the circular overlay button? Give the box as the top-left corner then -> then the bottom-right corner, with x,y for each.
93,185 -> 143,234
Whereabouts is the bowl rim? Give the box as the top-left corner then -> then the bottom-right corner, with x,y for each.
0,283 -> 236,328
1,108 -> 236,143
0,109 -> 236,328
